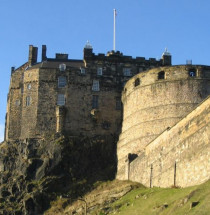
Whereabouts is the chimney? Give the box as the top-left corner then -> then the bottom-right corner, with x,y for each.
83,41 -> 93,60
161,48 -> 172,66
28,45 -> 38,67
162,54 -> 172,66
42,45 -> 47,61
11,67 -> 15,75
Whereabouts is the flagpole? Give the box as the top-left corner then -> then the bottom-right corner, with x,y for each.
113,9 -> 116,52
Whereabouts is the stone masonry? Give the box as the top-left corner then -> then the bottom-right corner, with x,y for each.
5,44 -> 170,141
126,96 -> 210,187
4,43 -> 210,188
117,65 -> 210,180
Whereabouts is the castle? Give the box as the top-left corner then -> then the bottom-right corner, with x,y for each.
5,43 -> 210,188
5,43 -> 170,140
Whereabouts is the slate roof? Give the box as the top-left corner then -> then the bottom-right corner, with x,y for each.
27,59 -> 85,70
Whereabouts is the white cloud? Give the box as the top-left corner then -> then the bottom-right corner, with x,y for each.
0,124 -> 5,143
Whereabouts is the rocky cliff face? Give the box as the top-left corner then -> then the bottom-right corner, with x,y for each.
0,135 -> 117,214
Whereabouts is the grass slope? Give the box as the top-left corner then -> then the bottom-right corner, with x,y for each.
107,180 -> 210,215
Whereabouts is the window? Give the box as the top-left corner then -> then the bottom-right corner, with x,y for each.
102,121 -> 111,130
158,71 -> 165,80
27,84 -> 31,90
58,76 -> 67,88
26,96 -> 31,106
123,68 -> 131,76
134,78 -> 140,87
59,64 -> 66,72
97,67 -> 103,76
80,68 -> 86,75
15,100 -> 20,106
189,70 -> 196,77
116,97 -> 121,110
57,94 -> 65,106
92,80 -> 99,91
92,95 -> 98,109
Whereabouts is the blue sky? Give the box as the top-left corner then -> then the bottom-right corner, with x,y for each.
0,0 -> 210,142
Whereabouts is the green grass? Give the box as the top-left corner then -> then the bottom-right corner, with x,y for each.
108,180 -> 210,215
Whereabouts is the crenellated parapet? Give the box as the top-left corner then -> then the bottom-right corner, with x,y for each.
83,45 -> 171,68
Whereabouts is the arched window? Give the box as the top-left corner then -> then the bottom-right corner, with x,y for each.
158,71 -> 165,80
27,84 -> 31,90
189,70 -> 196,77
134,78 -> 140,87
59,64 -> 66,72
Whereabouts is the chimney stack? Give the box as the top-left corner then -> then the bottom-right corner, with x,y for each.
161,48 -> 172,66
83,41 -> 93,60
42,45 -> 47,61
11,67 -> 15,75
28,45 -> 38,67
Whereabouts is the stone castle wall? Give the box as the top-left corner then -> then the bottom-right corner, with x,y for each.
21,68 -> 39,138
5,64 -> 27,140
127,96 -> 210,187
5,45 -> 168,141
34,63 -> 123,138
117,65 -> 210,179
7,63 -> 123,140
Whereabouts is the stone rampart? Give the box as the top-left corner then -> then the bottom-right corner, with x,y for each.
127,96 -> 210,187
117,65 -> 210,179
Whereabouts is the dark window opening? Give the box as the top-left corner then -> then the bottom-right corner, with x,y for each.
189,70 -> 196,77
123,68 -> 131,76
128,153 -> 138,162
80,68 -> 86,75
158,71 -> 165,80
102,121 -> 111,130
116,97 -> 122,110
92,95 -> 98,109
134,78 -> 140,87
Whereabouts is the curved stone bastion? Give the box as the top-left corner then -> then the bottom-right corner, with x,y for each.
117,65 -> 210,180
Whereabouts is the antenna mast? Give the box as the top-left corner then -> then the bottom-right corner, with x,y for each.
113,9 -> 116,51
